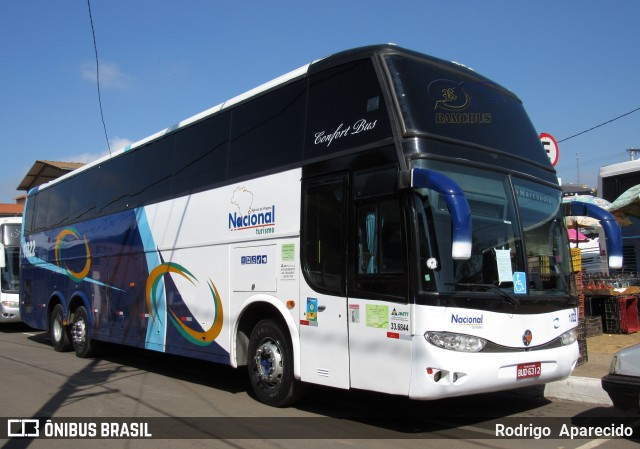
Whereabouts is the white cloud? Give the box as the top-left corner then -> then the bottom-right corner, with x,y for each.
62,137 -> 134,164
82,60 -> 132,90
109,137 -> 135,152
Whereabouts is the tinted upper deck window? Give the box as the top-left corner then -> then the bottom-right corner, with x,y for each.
305,59 -> 392,160
229,80 -> 306,178
172,112 -> 230,195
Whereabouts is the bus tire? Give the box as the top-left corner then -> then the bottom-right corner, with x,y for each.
50,304 -> 72,352
71,306 -> 94,358
247,319 -> 305,407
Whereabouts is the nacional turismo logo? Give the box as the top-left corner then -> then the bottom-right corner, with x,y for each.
228,186 -> 276,235
451,313 -> 484,325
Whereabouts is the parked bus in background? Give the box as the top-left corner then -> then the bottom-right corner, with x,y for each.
1,217 -> 21,323
20,45 -> 622,406
599,159 -> 640,273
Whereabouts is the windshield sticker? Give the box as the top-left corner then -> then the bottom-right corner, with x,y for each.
306,298 -> 318,325
349,304 -> 360,324
495,249 -> 513,284
280,243 -> 296,281
366,304 -> 389,329
513,272 -> 527,294
389,307 -> 410,340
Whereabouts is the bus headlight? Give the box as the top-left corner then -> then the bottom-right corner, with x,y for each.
560,327 -> 578,346
425,331 -> 486,352
1,301 -> 18,309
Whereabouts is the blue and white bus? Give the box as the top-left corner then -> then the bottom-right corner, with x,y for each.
20,45 -> 622,406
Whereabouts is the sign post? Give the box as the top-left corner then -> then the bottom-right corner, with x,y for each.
539,133 -> 559,167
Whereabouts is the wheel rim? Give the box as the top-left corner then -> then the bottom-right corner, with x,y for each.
72,317 -> 86,346
254,338 -> 284,387
52,317 -> 63,343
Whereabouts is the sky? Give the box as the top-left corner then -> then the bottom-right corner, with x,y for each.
2,0 -> 639,204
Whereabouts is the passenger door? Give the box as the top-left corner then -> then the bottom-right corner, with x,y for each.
299,175 -> 350,389
347,171 -> 412,395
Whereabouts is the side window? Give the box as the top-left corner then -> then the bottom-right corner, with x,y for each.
306,59 -> 392,160
69,169 -> 98,223
33,190 -> 50,232
302,176 -> 346,295
172,111 -> 230,195
358,200 -> 403,274
24,195 -> 36,234
229,80 -> 306,178
129,138 -> 174,208
96,156 -> 133,216
46,180 -> 71,228
355,197 -> 407,299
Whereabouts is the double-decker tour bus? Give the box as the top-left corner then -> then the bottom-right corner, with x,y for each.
1,217 -> 22,323
20,45 -> 622,406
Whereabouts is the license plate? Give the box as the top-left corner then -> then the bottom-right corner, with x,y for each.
516,362 -> 541,379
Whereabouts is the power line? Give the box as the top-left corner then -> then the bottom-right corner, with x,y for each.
556,151 -> 627,171
558,106 -> 640,143
87,0 -> 111,155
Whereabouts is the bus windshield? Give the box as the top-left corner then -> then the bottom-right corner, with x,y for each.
413,159 -> 573,296
385,53 -> 548,166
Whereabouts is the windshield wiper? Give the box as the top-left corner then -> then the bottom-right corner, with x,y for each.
447,283 -> 521,308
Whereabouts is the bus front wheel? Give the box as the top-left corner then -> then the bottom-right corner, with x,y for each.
50,304 -> 71,352
71,306 -> 94,358
247,319 -> 305,407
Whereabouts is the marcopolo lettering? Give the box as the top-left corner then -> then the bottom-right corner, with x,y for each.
451,313 -> 484,325
229,206 -> 275,231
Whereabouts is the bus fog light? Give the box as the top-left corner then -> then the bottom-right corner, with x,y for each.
425,331 -> 486,352
560,327 -> 577,346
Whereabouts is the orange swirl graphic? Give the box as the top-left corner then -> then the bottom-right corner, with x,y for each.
55,228 -> 91,282
146,262 -> 223,345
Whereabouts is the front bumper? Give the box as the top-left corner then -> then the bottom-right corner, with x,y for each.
601,373 -> 640,412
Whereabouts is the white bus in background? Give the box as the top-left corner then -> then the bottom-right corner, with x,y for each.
0,217 -> 21,323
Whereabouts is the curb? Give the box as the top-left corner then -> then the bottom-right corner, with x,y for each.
543,376 -> 612,406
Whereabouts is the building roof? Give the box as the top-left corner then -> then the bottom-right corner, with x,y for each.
17,160 -> 85,192
0,203 -> 24,217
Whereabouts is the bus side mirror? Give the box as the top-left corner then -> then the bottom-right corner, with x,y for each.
564,201 -> 623,269
411,168 -> 472,260
0,243 -> 5,268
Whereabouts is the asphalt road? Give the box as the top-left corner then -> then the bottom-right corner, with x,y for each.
0,322 -> 638,449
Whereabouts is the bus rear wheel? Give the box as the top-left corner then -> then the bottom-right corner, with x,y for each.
50,304 -> 71,352
247,319 -> 305,407
71,306 -> 94,358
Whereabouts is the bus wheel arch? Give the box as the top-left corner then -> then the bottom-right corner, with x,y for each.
235,301 -> 288,366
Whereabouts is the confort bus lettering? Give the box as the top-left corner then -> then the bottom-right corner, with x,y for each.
146,262 -> 224,346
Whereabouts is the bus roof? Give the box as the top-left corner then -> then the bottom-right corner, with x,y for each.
599,159 -> 640,178
29,44 -> 506,195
